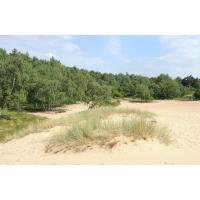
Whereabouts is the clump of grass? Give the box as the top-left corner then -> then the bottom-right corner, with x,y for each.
54,108 -> 66,113
86,106 -> 155,118
46,107 -> 169,153
18,106 -> 154,138
105,99 -> 121,106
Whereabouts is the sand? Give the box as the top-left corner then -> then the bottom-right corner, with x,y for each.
0,100 -> 200,164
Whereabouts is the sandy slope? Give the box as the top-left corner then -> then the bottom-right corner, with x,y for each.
0,101 -> 200,164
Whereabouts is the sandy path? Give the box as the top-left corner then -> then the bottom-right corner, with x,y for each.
0,101 -> 200,164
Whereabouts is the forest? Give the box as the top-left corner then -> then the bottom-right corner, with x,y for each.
0,48 -> 200,111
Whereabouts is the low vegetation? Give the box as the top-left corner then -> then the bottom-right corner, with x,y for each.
193,89 -> 200,100
46,107 -> 170,153
53,108 -> 66,113
0,105 -> 170,153
0,110 -> 45,142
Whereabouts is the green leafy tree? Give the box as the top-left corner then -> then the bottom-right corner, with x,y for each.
157,79 -> 181,99
135,84 -> 152,102
151,74 -> 181,99
85,81 -> 112,109
0,49 -> 31,110
193,84 -> 200,100
1,48 -> 200,111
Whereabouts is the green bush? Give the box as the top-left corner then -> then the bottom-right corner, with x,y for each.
193,89 -> 200,100
135,84 -> 153,102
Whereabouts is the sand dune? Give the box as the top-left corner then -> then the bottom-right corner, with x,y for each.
0,100 -> 200,164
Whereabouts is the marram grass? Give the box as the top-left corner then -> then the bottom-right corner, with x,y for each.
46,107 -> 170,153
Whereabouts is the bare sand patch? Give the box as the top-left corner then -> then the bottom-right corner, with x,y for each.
29,103 -> 87,119
0,100 -> 200,164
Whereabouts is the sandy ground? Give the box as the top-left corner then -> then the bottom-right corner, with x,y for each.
30,103 -> 87,119
0,100 -> 200,164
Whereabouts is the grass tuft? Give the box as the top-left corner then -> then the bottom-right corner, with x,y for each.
46,107 -> 169,153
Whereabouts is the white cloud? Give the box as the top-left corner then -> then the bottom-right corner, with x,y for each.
157,36 -> 200,63
57,36 -> 104,67
106,37 -> 121,55
148,36 -> 200,77
119,57 -> 132,64
63,42 -> 80,52
103,35 -> 200,77
106,36 -> 132,64
44,52 -> 56,58
0,35 -> 104,68
60,51 -> 104,69
3,35 -> 200,77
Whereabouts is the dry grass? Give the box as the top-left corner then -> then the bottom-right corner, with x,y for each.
46,107 -> 170,153
54,108 -> 66,113
17,107 -> 153,136
3,106 -> 169,152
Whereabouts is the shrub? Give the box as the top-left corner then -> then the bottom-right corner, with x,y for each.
135,84 -> 153,102
193,89 -> 200,100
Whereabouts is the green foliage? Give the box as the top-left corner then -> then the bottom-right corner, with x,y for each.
193,88 -> 200,100
85,81 -> 112,109
152,74 -> 181,99
182,75 -> 199,88
135,84 -> 153,102
0,48 -> 200,111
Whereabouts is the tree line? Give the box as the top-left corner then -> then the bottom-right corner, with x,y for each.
0,48 -> 200,111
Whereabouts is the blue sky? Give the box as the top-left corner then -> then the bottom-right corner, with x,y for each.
1,35 -> 200,77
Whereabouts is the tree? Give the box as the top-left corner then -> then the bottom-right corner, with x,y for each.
157,79 -> 181,99
85,81 -> 112,109
0,49 -> 31,110
193,89 -> 200,100
182,75 -> 195,87
151,74 -> 181,99
193,84 -> 200,100
1,48 -> 200,111
135,84 -> 152,102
